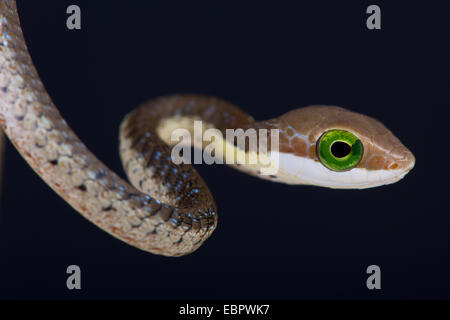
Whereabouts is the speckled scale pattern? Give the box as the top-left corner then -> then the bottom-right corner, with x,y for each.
0,0 -> 217,256
0,0 -> 414,256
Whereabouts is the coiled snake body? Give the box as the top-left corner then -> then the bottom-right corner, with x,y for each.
0,1 -> 415,256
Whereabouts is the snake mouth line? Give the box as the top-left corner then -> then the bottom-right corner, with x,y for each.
0,0 -> 415,256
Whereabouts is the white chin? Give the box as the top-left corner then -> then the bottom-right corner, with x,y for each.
274,152 -> 409,189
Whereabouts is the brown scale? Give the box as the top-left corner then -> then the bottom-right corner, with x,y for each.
0,0 -> 414,257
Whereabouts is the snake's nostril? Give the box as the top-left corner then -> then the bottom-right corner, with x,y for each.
389,162 -> 399,170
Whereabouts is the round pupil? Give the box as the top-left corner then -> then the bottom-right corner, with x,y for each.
330,141 -> 351,158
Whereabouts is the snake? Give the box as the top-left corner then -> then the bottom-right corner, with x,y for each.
0,0 -> 415,257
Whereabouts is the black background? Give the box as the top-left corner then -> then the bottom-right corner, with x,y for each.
1,0 -> 449,299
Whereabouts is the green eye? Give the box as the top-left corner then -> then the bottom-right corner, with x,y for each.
317,130 -> 363,171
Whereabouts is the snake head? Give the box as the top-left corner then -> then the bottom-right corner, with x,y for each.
275,105 -> 415,189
